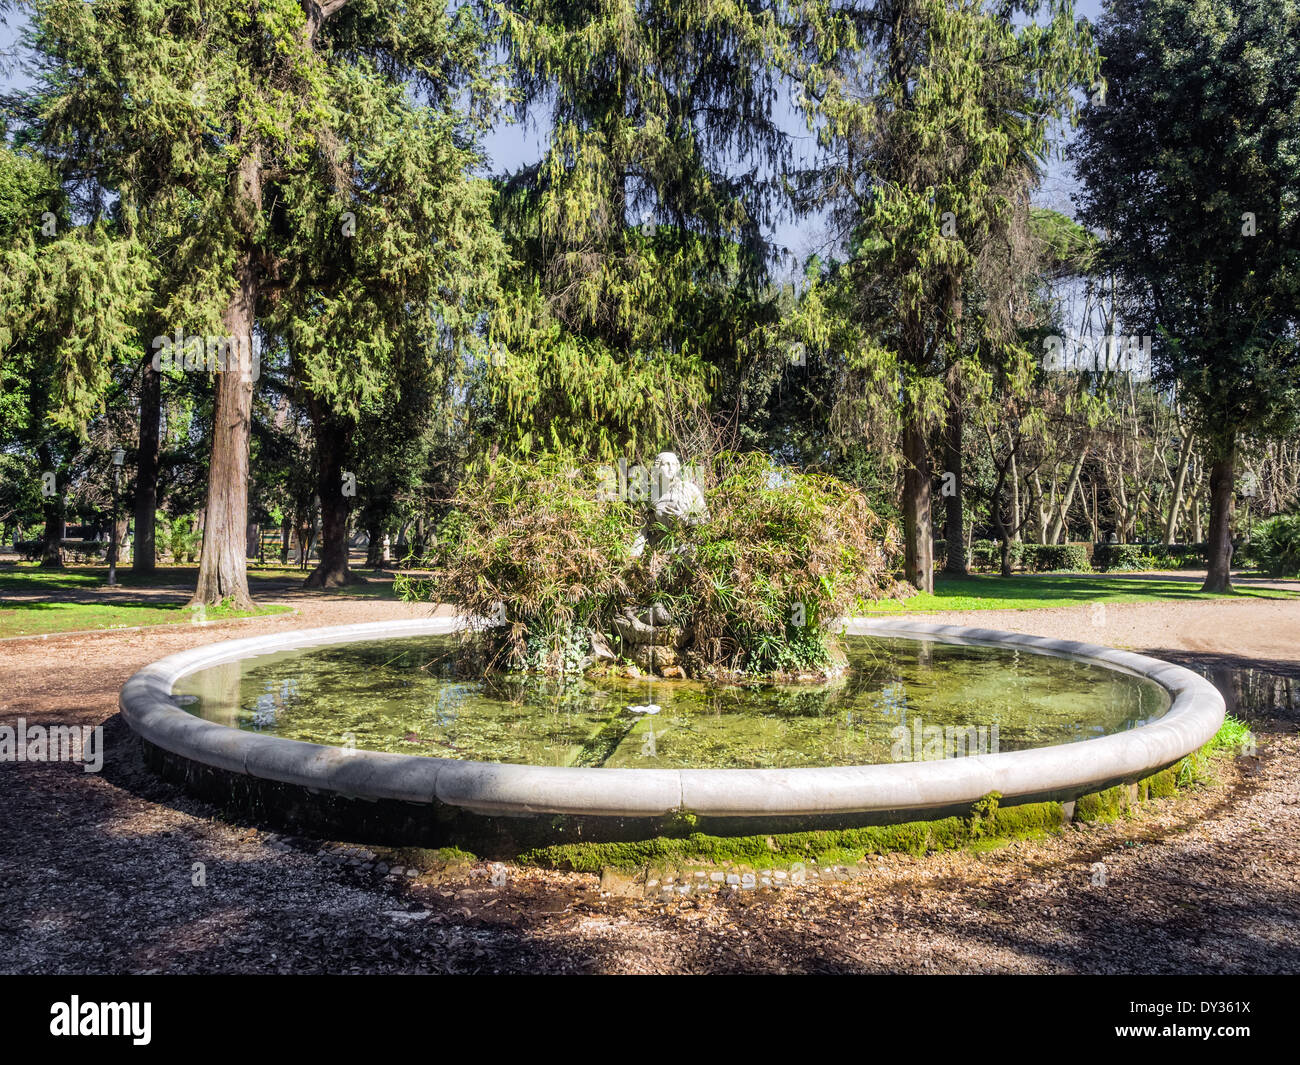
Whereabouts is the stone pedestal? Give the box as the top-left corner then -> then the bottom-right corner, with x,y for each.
612,609 -> 684,676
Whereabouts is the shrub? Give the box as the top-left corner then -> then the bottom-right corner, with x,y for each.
968,539 -> 1024,570
162,512 -> 202,563
13,539 -> 107,562
1163,543 -> 1207,568
1092,542 -> 1144,571
1095,542 -> 1214,571
1022,543 -> 1090,572
1251,514 -> 1300,577
400,450 -> 907,676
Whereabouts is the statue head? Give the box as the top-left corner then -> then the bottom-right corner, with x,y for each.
653,451 -> 681,492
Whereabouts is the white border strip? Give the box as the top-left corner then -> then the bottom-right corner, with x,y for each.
119,618 -> 1226,819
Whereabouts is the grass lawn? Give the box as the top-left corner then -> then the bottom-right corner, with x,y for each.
0,598 -> 292,638
0,562 -> 398,597
0,564 -> 297,637
862,572 -> 1300,614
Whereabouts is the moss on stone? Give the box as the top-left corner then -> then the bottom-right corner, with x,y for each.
1141,766 -> 1179,800
992,799 -> 1067,836
518,795 -> 1067,872
1073,785 -> 1130,823
380,845 -> 477,871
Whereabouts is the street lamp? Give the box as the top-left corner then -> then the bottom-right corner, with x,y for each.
108,448 -> 125,586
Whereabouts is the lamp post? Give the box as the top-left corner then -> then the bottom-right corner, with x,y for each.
108,448 -> 125,586
1241,477 -> 1258,548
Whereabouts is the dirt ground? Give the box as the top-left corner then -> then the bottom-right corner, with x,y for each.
1,584 -> 1298,974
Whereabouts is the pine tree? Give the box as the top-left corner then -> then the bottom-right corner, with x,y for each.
488,0 -> 794,459
801,0 -> 1097,591
16,0 -> 504,605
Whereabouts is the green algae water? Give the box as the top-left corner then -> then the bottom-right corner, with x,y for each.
171,635 -> 1170,770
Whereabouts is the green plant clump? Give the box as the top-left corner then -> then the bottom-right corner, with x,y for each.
1251,515 -> 1300,577
401,450 -> 906,676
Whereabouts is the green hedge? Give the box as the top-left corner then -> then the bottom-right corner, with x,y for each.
13,538 -> 109,562
1093,542 -> 1145,571
1022,543 -> 1090,572
968,539 -> 1025,570
1093,542 -> 1211,571
951,540 -> 1089,572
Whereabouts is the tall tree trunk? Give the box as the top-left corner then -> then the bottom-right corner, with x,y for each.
1009,451 -> 1021,541
1048,446 -> 1087,543
191,310 -> 256,607
191,150 -> 260,609
1033,471 -> 1049,543
942,399 -> 966,575
364,520 -> 384,569
304,400 -> 359,589
115,514 -> 129,560
1164,428 -> 1192,545
1202,443 -> 1236,593
279,517 -> 291,565
902,406 -> 934,593
133,351 -> 161,573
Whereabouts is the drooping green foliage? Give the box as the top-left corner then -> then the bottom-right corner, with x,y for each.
484,0 -> 796,457
0,142 -> 152,432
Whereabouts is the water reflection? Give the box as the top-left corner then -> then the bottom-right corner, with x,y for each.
171,635 -> 1172,770
1196,665 -> 1299,721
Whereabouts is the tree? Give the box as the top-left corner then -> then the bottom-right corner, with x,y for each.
488,0 -> 793,459
0,132 -> 151,565
1072,0 -> 1300,591
802,0 -> 1097,591
17,0 -> 503,606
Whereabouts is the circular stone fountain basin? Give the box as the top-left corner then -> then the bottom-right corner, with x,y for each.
119,618 -> 1225,847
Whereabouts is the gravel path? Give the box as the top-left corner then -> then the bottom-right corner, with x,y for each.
1,590 -> 1297,974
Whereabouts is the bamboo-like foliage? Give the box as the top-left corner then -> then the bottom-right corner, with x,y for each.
408,449 -> 904,675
